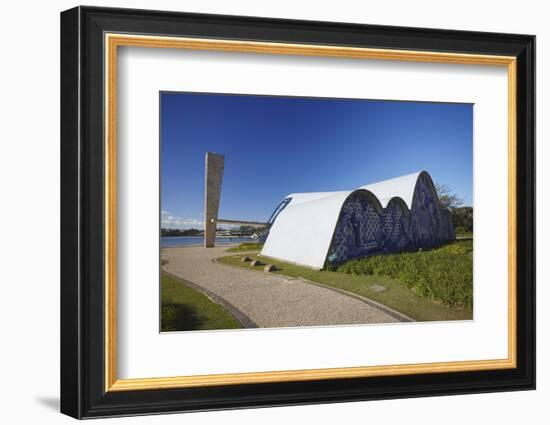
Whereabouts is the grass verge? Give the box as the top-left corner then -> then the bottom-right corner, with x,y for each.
226,242 -> 263,252
161,272 -> 242,331
217,250 -> 472,322
335,241 -> 473,310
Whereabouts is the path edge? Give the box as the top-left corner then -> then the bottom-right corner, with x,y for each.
213,257 -> 414,323
162,269 -> 259,329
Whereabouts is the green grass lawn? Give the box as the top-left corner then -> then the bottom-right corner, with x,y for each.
217,242 -> 473,322
161,273 -> 242,332
336,241 -> 473,310
226,242 -> 264,252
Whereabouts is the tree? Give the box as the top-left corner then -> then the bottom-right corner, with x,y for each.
450,207 -> 473,234
239,225 -> 257,236
435,183 -> 464,210
435,183 -> 472,235
161,228 -> 202,237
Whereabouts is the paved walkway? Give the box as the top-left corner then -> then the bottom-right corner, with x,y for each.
161,246 -> 402,328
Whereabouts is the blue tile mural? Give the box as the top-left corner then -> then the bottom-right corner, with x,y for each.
328,174 -> 455,264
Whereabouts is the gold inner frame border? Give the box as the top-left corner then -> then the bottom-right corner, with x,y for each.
104,33 -> 517,392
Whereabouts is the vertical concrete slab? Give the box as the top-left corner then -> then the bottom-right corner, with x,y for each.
204,152 -> 225,247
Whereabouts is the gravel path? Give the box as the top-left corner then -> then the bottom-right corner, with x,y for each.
162,245 -> 401,328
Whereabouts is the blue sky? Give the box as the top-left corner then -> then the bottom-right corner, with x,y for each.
161,92 -> 472,229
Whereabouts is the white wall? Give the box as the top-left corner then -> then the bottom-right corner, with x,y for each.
0,0 -> 545,423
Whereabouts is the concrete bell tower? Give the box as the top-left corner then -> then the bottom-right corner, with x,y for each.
204,152 -> 225,248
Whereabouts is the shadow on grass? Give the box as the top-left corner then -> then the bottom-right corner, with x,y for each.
161,303 -> 203,331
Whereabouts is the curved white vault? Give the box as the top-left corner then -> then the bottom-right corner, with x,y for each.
260,171 -> 455,269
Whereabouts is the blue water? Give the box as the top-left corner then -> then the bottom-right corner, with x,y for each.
160,236 -> 255,248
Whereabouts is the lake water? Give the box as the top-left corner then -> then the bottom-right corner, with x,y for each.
160,236 -> 255,248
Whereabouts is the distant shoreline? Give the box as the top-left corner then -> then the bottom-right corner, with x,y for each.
160,235 -> 254,248
161,234 -> 202,237
162,234 -> 201,237
161,235 -> 255,238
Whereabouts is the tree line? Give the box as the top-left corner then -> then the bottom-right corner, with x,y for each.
161,228 -> 202,237
161,225 -> 261,237
436,183 -> 473,235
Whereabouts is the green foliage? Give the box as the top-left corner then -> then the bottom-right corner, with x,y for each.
161,228 -> 202,237
336,241 -> 473,310
238,225 -> 262,236
161,304 -> 180,331
218,252 -> 472,322
161,273 -> 242,331
434,241 -> 472,255
434,184 -> 473,234
435,183 -> 464,210
450,207 -> 473,234
226,242 -> 264,252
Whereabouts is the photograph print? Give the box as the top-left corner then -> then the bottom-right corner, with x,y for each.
160,92 -> 473,332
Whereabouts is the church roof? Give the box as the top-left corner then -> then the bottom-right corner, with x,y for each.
260,171 -> 433,269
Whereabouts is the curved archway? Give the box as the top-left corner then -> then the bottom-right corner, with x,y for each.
261,170 -> 456,269
327,189 -> 384,263
411,171 -> 451,247
383,197 -> 412,252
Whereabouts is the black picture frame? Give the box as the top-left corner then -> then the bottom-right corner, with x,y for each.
61,5 -> 535,419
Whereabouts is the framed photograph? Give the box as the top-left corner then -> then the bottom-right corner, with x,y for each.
60,6 -> 535,419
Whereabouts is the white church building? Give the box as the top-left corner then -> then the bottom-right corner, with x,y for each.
260,171 -> 455,269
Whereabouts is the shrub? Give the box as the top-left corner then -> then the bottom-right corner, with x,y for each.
336,241 -> 473,310
435,241 -> 472,256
